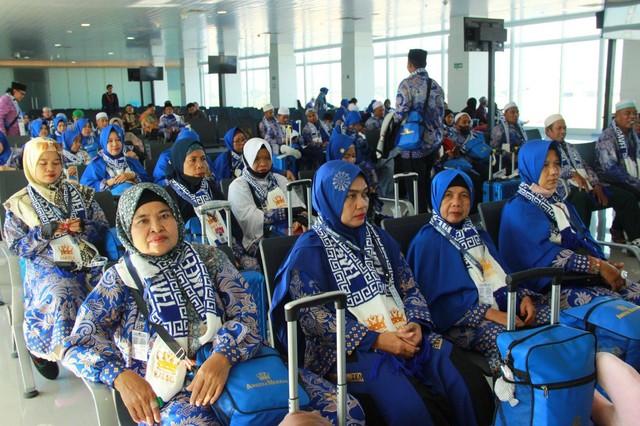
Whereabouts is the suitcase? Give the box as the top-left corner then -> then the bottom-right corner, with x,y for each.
560,296 -> 640,370
284,291 -> 348,425
379,172 -> 418,218
286,178 -> 313,234
494,267 -> 596,426
183,200 -> 233,247
483,149 -> 520,202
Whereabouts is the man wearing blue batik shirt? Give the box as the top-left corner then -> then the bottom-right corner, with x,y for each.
394,48 -> 445,212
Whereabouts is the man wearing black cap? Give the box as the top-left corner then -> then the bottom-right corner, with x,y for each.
159,101 -> 185,142
0,81 -> 27,136
393,48 -> 445,213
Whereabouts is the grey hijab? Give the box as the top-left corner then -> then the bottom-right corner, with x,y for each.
116,182 -> 185,260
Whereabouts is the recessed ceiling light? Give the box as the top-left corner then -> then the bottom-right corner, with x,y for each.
54,43 -> 62,47
217,10 -> 227,14
81,23 -> 91,27
71,60 -> 76,63
24,56 -> 30,59
108,52 -> 114,55
127,36 -> 135,40
66,30 -> 73,34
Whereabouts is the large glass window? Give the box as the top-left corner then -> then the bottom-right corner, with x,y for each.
239,56 -> 269,108
295,47 -> 342,108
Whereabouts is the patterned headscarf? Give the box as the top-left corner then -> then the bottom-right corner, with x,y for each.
22,137 -> 65,203
326,133 -> 356,162
116,183 -> 185,260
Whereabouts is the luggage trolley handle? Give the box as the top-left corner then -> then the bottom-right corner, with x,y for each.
393,172 -> 419,217
284,291 -> 348,425
195,200 -> 232,247
505,267 -> 564,330
286,179 -> 313,235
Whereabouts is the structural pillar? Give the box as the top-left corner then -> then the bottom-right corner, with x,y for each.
180,13 -> 206,106
268,36 -> 298,109
341,30 -> 374,103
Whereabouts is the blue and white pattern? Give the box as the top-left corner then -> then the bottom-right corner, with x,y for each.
332,171 -> 351,192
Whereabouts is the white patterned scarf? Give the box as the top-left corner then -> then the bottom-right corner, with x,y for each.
612,120 -> 640,178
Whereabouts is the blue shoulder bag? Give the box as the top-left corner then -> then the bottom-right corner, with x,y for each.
396,77 -> 431,151
463,134 -> 492,161
198,345 -> 311,426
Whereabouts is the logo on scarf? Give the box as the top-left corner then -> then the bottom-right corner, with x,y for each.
332,171 -> 351,192
366,314 -> 386,332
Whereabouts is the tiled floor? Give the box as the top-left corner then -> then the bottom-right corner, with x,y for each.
0,207 -> 638,425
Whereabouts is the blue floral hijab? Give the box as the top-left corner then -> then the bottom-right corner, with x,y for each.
326,133 -> 356,162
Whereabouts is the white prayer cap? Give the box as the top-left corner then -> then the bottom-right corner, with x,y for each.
262,103 -> 274,112
544,114 -> 564,128
95,112 -> 108,120
278,107 -> 290,115
615,99 -> 637,112
348,103 -> 359,112
503,102 -> 518,112
454,112 -> 470,123
372,101 -> 383,111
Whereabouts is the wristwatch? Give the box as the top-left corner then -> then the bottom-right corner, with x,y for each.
620,270 -> 628,280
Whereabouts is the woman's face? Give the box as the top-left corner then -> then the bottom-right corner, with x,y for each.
39,124 -> 49,137
445,113 -> 455,126
439,186 -> 471,225
107,130 -> 122,156
183,149 -> 208,178
130,200 -> 179,257
232,131 -> 247,154
57,121 -> 67,133
35,150 -> 63,184
81,122 -> 92,137
342,146 -> 357,163
538,149 -> 561,192
252,147 -> 272,173
340,175 -> 369,228
71,136 -> 82,152
504,107 -> 519,125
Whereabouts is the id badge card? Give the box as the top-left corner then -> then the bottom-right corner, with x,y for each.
50,234 -> 83,265
478,282 -> 494,306
132,329 -> 149,361
204,211 -> 228,246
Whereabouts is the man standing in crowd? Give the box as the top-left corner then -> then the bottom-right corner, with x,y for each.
595,100 -> 640,244
546,113 -> 640,246
394,48 -> 445,212
0,81 -> 27,136
101,84 -> 120,116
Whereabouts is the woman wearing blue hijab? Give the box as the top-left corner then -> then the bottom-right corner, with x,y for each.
50,116 -> 67,141
271,161 -> 493,426
407,169 -> 549,370
29,118 -> 49,139
0,130 -> 20,170
499,139 -> 640,307
74,118 -> 99,159
80,125 -> 151,195
60,129 -> 90,180
212,127 -> 247,180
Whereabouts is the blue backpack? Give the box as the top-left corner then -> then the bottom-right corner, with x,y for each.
463,134 -> 492,161
103,227 -> 125,262
560,296 -> 640,370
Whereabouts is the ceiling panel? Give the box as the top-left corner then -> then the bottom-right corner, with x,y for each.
0,0 -> 604,66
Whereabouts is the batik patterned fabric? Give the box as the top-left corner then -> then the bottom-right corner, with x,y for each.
3,201 -> 107,360
393,68 -> 445,159
595,121 -> 640,191
260,116 -> 282,154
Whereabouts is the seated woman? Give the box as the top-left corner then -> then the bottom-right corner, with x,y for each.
166,137 -> 260,271
62,183 -> 364,425
29,118 -> 49,139
3,137 -> 108,379
327,133 -> 383,223
152,128 -> 216,186
74,118 -> 99,159
228,138 -> 307,257
271,161 -> 494,426
80,125 -> 151,195
0,130 -> 21,170
211,127 -> 295,185
499,139 -> 640,307
60,129 -> 91,180
50,116 -> 67,141
407,169 -> 549,370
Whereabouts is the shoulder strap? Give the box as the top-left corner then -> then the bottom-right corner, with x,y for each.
124,255 -> 187,360
423,78 -> 432,121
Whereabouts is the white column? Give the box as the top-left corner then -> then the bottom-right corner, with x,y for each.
620,40 -> 640,103
151,34 -> 169,105
220,28 -> 242,107
341,30 -> 374,102
180,13 -> 206,106
268,36 -> 298,109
